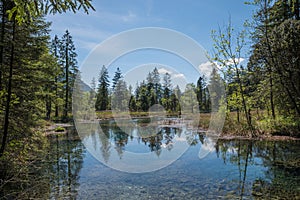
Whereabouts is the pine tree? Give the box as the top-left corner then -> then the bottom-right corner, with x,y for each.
162,72 -> 172,111
136,81 -> 149,111
152,67 -> 161,103
112,79 -> 129,111
0,14 -> 55,156
112,67 -> 122,90
196,76 -> 210,112
50,35 -> 64,118
181,83 -> 198,114
60,30 -> 78,120
128,84 -> 135,111
95,66 -> 110,111
129,95 -> 137,112
162,72 -> 172,98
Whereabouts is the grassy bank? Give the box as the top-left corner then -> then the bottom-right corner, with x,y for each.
95,110 -> 300,139
95,110 -> 181,120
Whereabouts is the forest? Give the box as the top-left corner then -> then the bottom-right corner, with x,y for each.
0,0 -> 299,198
91,0 -> 300,138
92,66 -> 210,114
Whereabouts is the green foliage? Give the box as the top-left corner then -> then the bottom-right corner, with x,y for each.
59,30 -> 78,119
7,0 -> 95,24
0,11 -> 57,153
112,67 -> 122,90
257,115 -> 300,137
0,0 -> 92,197
248,0 -> 300,120
0,131 -> 50,199
95,65 -> 110,111
111,79 -> 130,111
180,83 -> 198,114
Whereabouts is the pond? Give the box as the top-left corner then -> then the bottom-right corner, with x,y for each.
3,119 -> 300,199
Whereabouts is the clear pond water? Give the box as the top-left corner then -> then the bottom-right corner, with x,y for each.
2,119 -> 300,199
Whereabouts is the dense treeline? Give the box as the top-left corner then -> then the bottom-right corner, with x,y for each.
1,0 -> 298,161
249,0 -> 300,117
0,0 -> 89,157
0,0 -> 94,198
211,0 -> 300,136
91,0 -> 300,137
94,66 -> 211,115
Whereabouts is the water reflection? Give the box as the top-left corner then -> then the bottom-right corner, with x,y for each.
44,128 -> 300,199
76,119 -> 193,172
47,128 -> 85,199
73,134 -> 299,199
79,119 -> 212,161
2,123 -> 299,199
215,139 -> 300,199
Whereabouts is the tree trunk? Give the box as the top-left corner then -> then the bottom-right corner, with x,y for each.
236,90 -> 240,123
67,132 -> 72,197
269,69 -> 276,119
64,42 -> 69,120
55,76 -> 59,118
262,0 -> 276,120
235,66 -> 254,135
240,142 -> 252,199
0,18 -> 15,157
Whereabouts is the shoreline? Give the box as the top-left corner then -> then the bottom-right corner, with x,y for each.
43,119 -> 300,141
218,134 -> 300,141
43,123 -> 74,136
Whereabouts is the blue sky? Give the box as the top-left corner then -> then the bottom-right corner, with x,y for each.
46,0 -> 254,88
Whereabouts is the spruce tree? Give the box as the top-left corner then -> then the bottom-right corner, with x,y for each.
112,67 -> 122,90
50,35 -> 64,118
162,72 -> 172,111
95,66 -> 110,111
60,30 -> 78,120
0,14 -> 55,156
152,67 -> 161,103
112,79 -> 129,111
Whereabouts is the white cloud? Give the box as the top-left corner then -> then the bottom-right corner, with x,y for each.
173,74 -> 185,78
157,68 -> 172,74
225,58 -> 245,66
198,61 -> 216,77
198,58 -> 247,78
157,68 -> 185,79
198,138 -> 216,159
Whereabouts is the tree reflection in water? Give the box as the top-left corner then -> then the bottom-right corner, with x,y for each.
96,120 -> 187,158
215,139 -> 300,199
46,121 -> 299,199
47,128 -> 85,199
